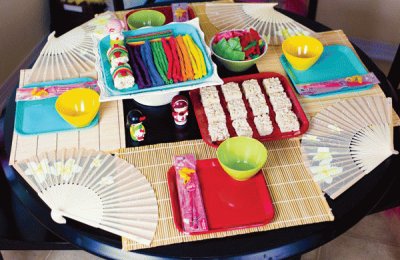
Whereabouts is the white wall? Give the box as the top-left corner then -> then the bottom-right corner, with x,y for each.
0,0 -> 50,86
317,0 -> 400,45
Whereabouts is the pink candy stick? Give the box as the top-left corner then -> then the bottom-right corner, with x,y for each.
174,154 -> 208,233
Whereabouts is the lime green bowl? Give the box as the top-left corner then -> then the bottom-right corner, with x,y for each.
127,10 -> 166,30
210,33 -> 268,72
217,137 -> 268,181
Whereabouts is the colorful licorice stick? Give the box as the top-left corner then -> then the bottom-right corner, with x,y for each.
126,30 -> 172,43
161,38 -> 174,81
175,37 -> 188,81
140,41 -> 164,87
111,64 -> 135,90
167,37 -> 183,82
152,41 -> 173,84
176,36 -> 194,81
128,45 -> 151,89
184,35 -> 206,77
127,46 -> 145,88
182,35 -> 201,79
107,45 -> 129,68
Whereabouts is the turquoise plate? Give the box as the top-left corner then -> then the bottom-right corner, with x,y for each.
15,78 -> 99,135
280,45 -> 373,97
98,23 -> 214,96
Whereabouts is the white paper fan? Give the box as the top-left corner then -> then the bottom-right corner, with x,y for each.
14,148 -> 158,245
27,12 -> 116,84
205,3 -> 314,45
301,96 -> 398,199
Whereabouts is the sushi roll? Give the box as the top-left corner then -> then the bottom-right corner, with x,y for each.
111,64 -> 135,89
208,121 -> 230,142
107,45 -> 129,68
204,103 -> 226,124
248,94 -> 269,116
263,77 -> 284,95
232,118 -> 253,137
221,82 -> 242,102
254,114 -> 273,136
275,110 -> 300,132
242,79 -> 261,99
269,92 -> 292,111
227,99 -> 247,120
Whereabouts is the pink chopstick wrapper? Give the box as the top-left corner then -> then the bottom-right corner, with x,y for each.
174,154 -> 208,233
15,81 -> 99,101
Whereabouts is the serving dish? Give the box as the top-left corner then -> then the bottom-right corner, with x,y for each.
189,72 -> 309,147
280,45 -> 373,97
15,78 -> 99,135
167,158 -> 274,234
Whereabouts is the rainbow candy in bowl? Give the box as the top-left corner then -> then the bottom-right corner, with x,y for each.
210,29 -> 267,72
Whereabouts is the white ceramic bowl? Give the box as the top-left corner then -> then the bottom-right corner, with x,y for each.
132,91 -> 179,106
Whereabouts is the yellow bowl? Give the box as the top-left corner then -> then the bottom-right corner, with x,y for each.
55,88 -> 100,128
282,35 -> 324,71
217,137 -> 268,181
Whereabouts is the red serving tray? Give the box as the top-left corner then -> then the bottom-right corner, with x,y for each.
167,158 -> 274,234
124,6 -> 196,28
189,72 -> 309,147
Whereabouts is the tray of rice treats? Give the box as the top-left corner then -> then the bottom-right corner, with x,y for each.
189,72 -> 309,147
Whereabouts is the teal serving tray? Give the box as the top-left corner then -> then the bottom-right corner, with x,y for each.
98,22 -> 214,96
15,78 -> 99,135
280,45 -> 373,97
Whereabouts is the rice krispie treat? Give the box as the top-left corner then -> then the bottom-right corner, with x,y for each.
242,79 -> 262,99
254,114 -> 273,136
275,110 -> 300,132
208,121 -> 230,142
232,118 -> 253,137
227,99 -> 247,120
262,77 -> 284,95
221,82 -> 243,102
269,92 -> 292,111
204,103 -> 226,124
201,90 -> 220,107
248,94 -> 269,116
200,86 -> 218,95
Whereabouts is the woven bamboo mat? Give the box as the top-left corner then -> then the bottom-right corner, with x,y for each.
9,70 -> 126,165
117,139 -> 334,251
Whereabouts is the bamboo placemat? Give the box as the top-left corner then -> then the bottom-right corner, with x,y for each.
9,69 -> 126,165
117,139 -> 334,251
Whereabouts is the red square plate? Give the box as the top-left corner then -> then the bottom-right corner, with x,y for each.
167,158 -> 274,234
189,72 -> 309,147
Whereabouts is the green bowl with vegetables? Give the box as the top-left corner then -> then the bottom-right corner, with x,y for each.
210,29 -> 267,72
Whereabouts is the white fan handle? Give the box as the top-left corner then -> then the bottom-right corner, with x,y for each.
51,209 -> 67,224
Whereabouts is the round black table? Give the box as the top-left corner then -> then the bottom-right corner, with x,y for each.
1,7 -> 400,260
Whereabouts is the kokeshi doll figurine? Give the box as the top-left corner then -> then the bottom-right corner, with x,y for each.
126,109 -> 146,142
171,95 -> 189,126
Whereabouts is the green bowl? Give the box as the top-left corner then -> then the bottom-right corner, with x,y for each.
210,34 -> 268,72
217,137 -> 268,181
127,10 -> 166,30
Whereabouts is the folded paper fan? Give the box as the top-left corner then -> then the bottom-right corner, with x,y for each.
14,148 -> 158,245
205,3 -> 314,45
301,96 -> 398,199
27,12 -> 117,84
